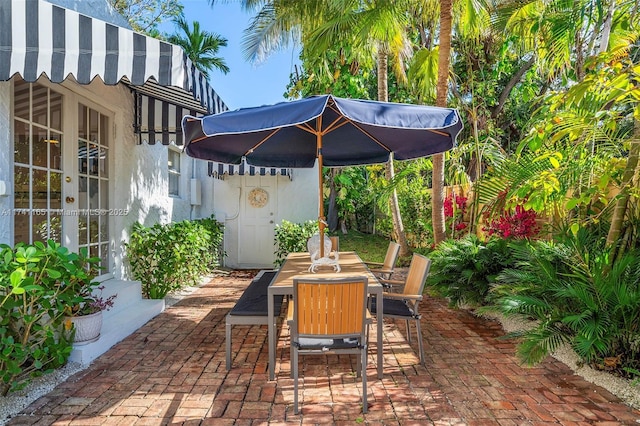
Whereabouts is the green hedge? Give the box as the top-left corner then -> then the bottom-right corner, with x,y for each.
273,220 -> 319,267
125,216 -> 224,299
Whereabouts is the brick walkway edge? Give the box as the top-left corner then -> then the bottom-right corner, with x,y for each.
6,270 -> 640,425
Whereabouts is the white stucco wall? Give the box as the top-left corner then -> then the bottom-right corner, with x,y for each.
0,78 -> 207,278
201,168 -> 318,268
276,168 -> 319,222
0,77 -> 319,272
0,83 -> 11,245
73,80 -> 205,279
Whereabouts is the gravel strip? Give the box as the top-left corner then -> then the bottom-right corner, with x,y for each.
0,362 -> 84,425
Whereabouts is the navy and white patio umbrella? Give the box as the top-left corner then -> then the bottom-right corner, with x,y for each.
182,94 -> 463,256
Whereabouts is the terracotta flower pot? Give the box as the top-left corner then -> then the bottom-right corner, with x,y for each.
68,310 -> 103,344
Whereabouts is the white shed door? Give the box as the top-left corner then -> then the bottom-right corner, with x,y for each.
238,176 -> 277,267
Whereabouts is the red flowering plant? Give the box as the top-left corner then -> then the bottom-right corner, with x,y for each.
483,205 -> 540,239
444,193 -> 468,239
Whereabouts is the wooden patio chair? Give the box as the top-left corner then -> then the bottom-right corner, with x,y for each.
365,241 -> 401,282
288,276 -> 371,414
370,253 -> 431,365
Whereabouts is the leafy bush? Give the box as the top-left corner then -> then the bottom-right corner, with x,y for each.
483,204 -> 541,239
0,241 -> 100,395
274,220 -> 319,267
70,285 -> 116,316
488,234 -> 640,378
425,235 -> 515,307
126,217 -> 224,299
399,175 -> 434,248
368,161 -> 435,248
444,192 -> 468,239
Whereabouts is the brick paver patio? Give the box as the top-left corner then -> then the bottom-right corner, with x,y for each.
6,270 -> 640,425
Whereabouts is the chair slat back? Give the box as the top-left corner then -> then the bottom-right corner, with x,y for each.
330,236 -> 339,252
401,254 -> 432,297
382,242 -> 401,270
294,277 -> 368,336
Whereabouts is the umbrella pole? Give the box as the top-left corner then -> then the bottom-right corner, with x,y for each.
317,117 -> 325,258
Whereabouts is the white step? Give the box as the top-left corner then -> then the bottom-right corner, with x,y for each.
95,278 -> 142,315
68,279 -> 165,365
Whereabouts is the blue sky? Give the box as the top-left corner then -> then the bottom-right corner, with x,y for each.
169,1 -> 300,110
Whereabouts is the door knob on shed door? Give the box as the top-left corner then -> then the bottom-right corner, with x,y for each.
65,196 -> 75,203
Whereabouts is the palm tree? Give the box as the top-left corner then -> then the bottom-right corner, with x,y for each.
238,0 -> 416,256
607,121 -> 639,251
308,2 -> 413,256
432,0 -> 455,245
168,17 -> 230,78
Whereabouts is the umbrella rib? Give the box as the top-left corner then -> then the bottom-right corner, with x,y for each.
189,135 -> 209,144
426,128 -> 450,137
349,119 -> 451,149
347,120 -> 390,152
295,117 -> 348,136
244,127 -> 283,155
322,116 -> 349,135
296,122 -> 317,135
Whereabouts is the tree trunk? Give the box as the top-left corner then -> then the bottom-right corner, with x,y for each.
606,119 -> 640,252
598,0 -> 616,54
491,55 -> 535,119
386,154 -> 410,255
432,0 -> 454,245
378,47 -> 410,256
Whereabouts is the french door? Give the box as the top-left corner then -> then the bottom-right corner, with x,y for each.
12,78 -> 111,272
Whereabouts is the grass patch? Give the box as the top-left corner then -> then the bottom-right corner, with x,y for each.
330,231 -> 410,266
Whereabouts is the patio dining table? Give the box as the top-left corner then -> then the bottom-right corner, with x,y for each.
267,251 -> 384,380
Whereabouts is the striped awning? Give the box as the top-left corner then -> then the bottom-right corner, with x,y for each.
0,0 -> 226,114
208,161 -> 291,180
133,93 -> 198,146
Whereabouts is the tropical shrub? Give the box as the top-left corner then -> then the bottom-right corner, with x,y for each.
484,204 -> 541,239
126,217 -> 224,299
367,160 -> 436,248
399,171 -> 434,248
488,233 -> 640,378
274,220 -> 319,267
425,235 -> 515,307
326,166 -> 374,233
444,192 -> 468,239
0,241 -> 100,395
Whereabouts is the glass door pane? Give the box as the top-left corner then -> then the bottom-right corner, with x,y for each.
12,79 -> 64,244
77,104 -> 110,271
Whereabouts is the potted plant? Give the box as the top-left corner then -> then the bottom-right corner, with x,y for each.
65,284 -> 116,344
62,255 -> 117,345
